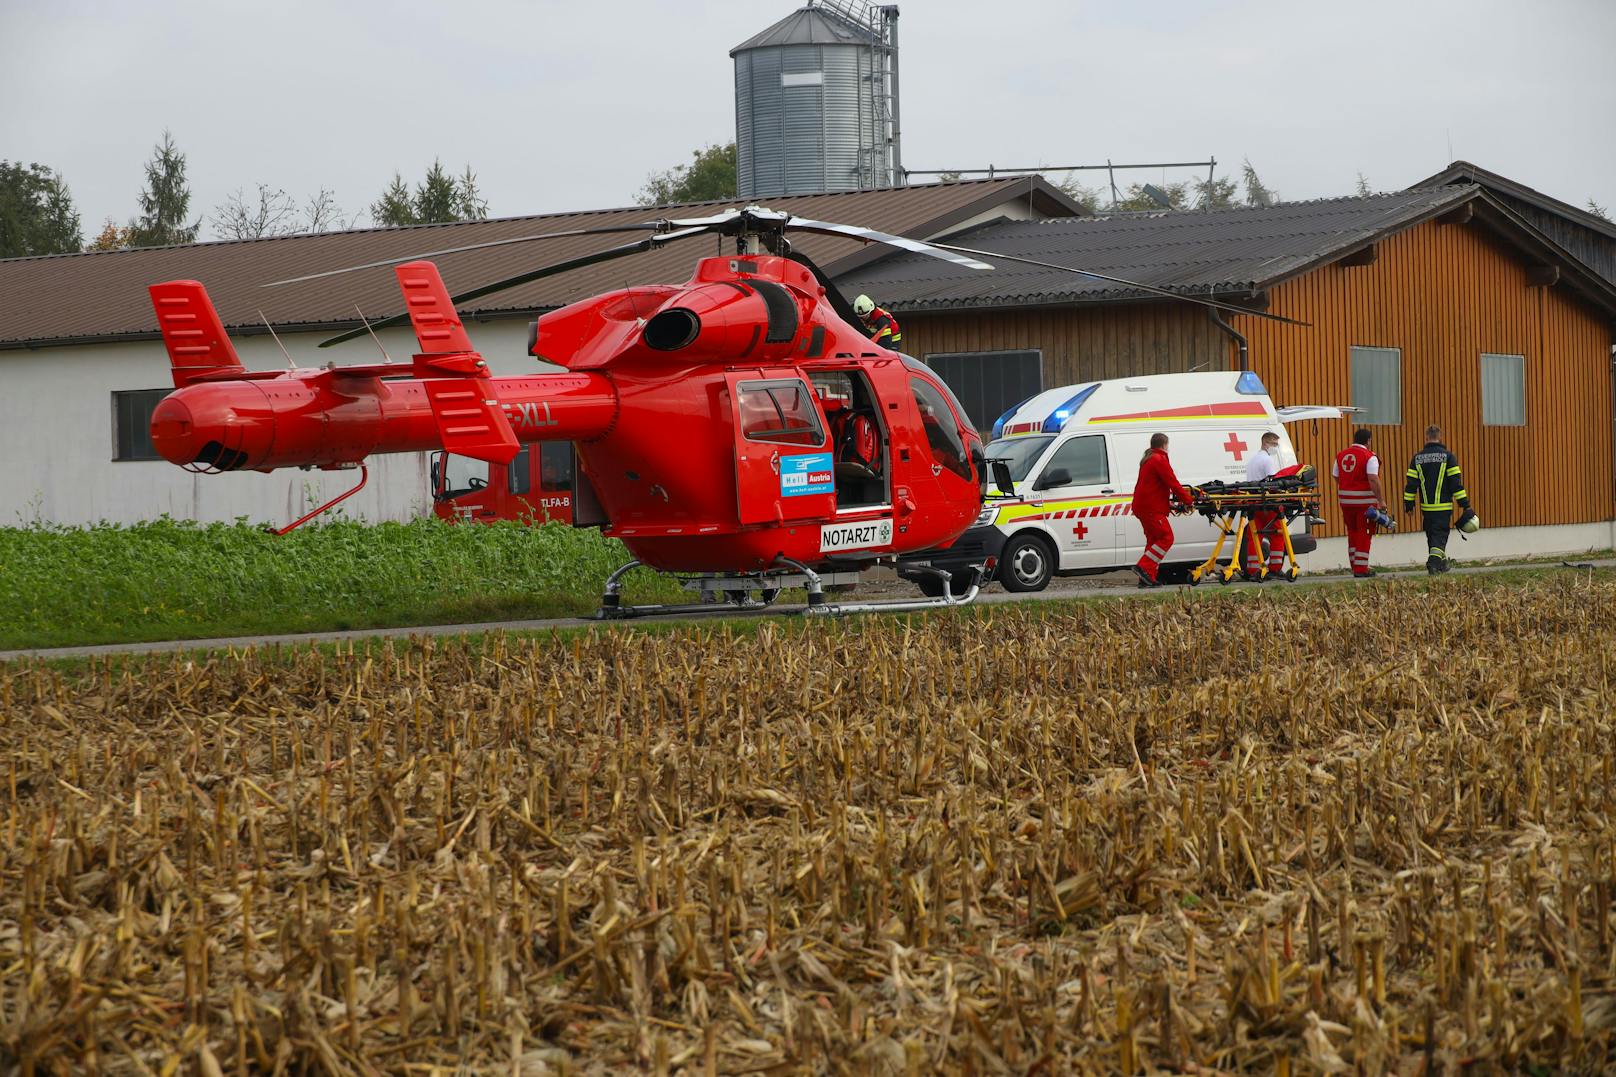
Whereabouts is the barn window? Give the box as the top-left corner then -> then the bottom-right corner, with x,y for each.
923,350 -> 1043,433
111,388 -> 173,461
1349,346 -> 1402,426
1480,353 -> 1526,426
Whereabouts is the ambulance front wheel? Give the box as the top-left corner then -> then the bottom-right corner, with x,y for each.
998,533 -> 1055,592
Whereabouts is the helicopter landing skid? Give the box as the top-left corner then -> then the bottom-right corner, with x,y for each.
593,558 -> 987,619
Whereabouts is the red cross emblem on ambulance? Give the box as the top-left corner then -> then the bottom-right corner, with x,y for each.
1223,432 -> 1248,461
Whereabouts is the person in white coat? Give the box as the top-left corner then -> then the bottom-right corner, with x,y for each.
1243,431 -> 1284,577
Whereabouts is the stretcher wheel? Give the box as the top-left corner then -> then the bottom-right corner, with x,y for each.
1284,569 -> 1299,583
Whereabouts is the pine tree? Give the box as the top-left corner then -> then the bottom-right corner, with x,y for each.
371,163 -> 491,226
1240,159 -> 1276,207
457,166 -> 488,221
414,159 -> 460,224
128,131 -> 199,247
1355,173 -> 1373,197
370,172 -> 417,227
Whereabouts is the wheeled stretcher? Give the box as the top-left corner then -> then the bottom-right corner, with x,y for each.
1184,467 -> 1321,584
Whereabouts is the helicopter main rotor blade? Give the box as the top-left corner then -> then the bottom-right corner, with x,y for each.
783,217 -> 995,271
315,226 -> 713,348
928,242 -> 1310,326
265,222 -> 681,288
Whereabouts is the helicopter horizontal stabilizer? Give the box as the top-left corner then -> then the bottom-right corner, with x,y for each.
148,280 -> 246,388
422,378 -> 520,466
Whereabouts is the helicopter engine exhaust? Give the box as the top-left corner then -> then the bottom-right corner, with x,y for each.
642,308 -> 701,351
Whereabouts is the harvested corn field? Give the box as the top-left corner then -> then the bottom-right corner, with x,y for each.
3,576 -> 1615,1073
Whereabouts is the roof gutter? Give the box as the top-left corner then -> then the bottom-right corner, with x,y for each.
1210,308 -> 1249,371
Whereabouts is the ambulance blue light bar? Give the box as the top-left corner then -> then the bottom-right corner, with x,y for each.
991,396 -> 1035,439
1042,385 -> 1098,433
1236,371 -> 1267,395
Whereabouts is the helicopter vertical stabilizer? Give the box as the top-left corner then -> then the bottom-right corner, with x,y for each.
394,260 -> 476,354
148,281 -> 245,388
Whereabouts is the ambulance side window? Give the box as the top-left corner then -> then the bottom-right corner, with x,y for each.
737,380 -> 825,447
1035,435 -> 1109,489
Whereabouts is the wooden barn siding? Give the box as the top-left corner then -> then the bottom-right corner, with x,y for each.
1244,218 -> 1614,536
901,303 -> 1227,390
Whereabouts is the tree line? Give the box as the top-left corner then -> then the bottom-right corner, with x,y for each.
1,130 -> 493,258
7,133 -> 1612,260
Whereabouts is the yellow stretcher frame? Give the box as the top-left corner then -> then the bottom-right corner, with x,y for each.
1186,493 -> 1312,585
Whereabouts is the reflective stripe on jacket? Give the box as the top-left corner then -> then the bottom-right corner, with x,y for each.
863,307 -> 902,345
1334,444 -> 1379,506
1403,441 -> 1470,511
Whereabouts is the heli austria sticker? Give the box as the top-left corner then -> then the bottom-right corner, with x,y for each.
820,518 -> 894,553
780,452 -> 834,498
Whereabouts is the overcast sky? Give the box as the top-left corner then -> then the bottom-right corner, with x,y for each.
3,0 -> 1613,241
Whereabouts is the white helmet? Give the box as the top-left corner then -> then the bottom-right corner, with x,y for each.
852,294 -> 875,317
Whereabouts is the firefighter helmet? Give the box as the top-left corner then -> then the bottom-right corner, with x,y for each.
1457,508 -> 1480,534
852,294 -> 875,317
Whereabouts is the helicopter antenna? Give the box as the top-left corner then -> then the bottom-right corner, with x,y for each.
622,281 -> 646,325
354,304 -> 392,363
258,309 -> 296,369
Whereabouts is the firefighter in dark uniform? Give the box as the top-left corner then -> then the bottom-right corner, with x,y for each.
1404,424 -> 1472,574
852,294 -> 901,347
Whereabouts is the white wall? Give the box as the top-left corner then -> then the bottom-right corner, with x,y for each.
1304,520 -> 1616,572
0,318 -> 545,527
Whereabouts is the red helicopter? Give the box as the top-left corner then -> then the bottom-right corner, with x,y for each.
146,206 -> 1297,616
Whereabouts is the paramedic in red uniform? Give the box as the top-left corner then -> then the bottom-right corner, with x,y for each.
1333,427 -> 1385,578
1133,432 -> 1193,587
1242,431 -> 1286,579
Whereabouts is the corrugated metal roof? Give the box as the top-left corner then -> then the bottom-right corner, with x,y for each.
0,177 -> 1063,349
1411,160 -> 1616,241
730,5 -> 877,54
840,187 -> 1485,310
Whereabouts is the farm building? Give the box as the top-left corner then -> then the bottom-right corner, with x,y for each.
839,181 -> 1616,567
0,177 -> 1080,527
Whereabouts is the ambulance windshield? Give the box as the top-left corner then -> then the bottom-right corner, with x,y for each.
984,436 -> 1055,482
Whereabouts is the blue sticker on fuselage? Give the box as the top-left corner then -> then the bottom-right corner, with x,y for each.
781,452 -> 834,497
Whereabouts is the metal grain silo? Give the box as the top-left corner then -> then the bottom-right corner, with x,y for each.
732,2 -> 902,199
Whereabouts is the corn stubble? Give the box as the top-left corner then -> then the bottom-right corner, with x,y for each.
2,578 -> 1614,1073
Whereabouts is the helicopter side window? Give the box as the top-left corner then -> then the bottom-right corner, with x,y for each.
737,380 -> 825,447
909,377 -> 972,481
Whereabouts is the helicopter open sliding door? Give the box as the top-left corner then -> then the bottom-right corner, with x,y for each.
727,371 -> 837,526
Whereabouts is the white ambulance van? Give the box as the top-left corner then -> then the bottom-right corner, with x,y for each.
916,371 -> 1340,592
